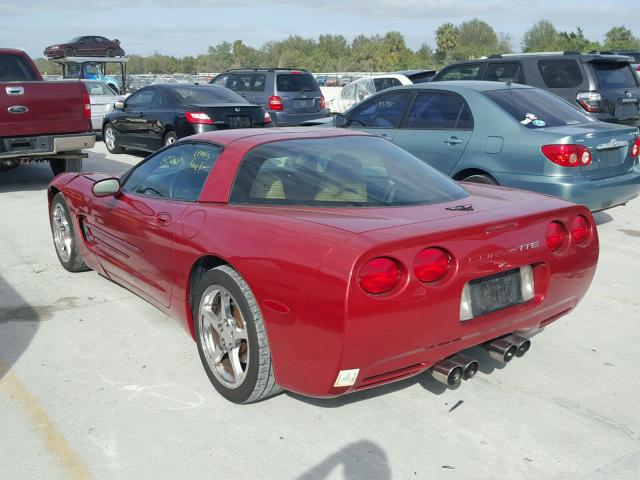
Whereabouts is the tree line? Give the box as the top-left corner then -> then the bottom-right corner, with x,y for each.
33,20 -> 640,76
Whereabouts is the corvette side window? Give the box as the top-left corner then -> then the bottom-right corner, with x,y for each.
122,143 -> 222,201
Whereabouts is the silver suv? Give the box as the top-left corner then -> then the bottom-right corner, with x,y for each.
211,68 -> 329,126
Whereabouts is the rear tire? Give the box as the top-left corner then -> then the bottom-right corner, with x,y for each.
461,173 -> 498,185
106,48 -> 115,57
194,265 -> 281,404
104,124 -> 124,154
50,157 -> 82,176
163,131 -> 178,147
50,193 -> 89,272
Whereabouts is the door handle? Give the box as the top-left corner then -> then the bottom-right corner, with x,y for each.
444,136 -> 463,145
155,213 -> 171,225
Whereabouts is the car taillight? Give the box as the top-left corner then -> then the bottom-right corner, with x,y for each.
185,111 -> 213,125
576,91 -> 602,113
263,110 -> 272,124
541,144 -> 592,167
546,221 -> 568,252
571,215 -> 590,244
414,248 -> 452,283
631,136 -> 640,158
320,95 -> 326,110
268,95 -> 283,111
359,257 -> 401,294
81,85 -> 91,121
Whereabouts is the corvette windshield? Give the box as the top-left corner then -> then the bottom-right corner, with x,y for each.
230,136 -> 468,207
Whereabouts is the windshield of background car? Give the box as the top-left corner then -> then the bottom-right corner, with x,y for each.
483,87 -> 596,128
0,54 -> 39,81
590,62 -> 639,89
276,73 -> 319,92
230,136 -> 469,207
173,86 -> 247,105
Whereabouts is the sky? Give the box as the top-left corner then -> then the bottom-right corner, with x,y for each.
2,0 -> 639,58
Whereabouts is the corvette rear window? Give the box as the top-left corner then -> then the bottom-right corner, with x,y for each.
230,136 -> 468,207
484,88 -> 595,128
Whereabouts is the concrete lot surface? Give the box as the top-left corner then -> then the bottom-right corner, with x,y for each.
1,142 -> 639,480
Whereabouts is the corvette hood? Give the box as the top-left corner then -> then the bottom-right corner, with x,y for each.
266,184 -> 568,234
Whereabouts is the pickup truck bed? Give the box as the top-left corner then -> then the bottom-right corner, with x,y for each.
0,49 -> 95,175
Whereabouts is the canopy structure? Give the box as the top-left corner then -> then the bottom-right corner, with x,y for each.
49,56 -> 129,93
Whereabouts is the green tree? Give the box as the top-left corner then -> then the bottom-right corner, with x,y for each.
603,26 -> 640,50
435,23 -> 459,61
522,20 -> 559,52
556,27 -> 601,52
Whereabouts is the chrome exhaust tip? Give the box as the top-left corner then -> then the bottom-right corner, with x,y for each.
503,334 -> 532,358
431,359 -> 464,387
449,354 -> 479,380
485,338 -> 518,364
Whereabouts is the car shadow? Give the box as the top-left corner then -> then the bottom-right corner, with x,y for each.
593,211 -> 613,226
296,440 -> 391,480
0,274 -> 40,380
287,347 -> 505,408
0,153 -> 136,194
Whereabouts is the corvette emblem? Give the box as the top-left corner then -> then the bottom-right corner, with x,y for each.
235,107 -> 241,112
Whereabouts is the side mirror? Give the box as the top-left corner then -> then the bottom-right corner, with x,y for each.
334,114 -> 347,128
114,100 -> 125,110
92,178 -> 121,197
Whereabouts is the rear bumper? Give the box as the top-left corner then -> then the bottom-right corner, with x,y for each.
492,168 -> 640,211
269,110 -> 330,126
0,133 -> 96,161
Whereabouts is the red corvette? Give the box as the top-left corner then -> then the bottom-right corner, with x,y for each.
48,129 -> 599,403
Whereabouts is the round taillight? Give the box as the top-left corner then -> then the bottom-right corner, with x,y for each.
571,215 -> 590,244
546,221 -> 567,252
359,257 -> 401,294
414,248 -> 452,283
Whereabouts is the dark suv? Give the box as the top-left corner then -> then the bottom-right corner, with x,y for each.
210,68 -> 328,126
432,52 -> 640,125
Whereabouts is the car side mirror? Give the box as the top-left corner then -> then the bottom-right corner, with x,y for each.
334,114 -> 347,128
114,100 -> 125,110
92,178 -> 121,197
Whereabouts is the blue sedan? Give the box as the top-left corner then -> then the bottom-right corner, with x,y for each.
331,81 -> 640,211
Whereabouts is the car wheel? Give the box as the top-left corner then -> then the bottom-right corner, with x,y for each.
50,157 -> 82,176
106,48 -> 115,57
104,124 -> 124,154
64,48 -> 75,57
461,174 -> 498,185
163,131 -> 178,146
50,193 -> 89,273
194,265 -> 281,403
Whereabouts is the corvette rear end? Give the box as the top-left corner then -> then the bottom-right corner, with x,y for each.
278,187 -> 598,397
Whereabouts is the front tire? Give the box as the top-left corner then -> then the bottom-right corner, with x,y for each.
104,124 -> 124,154
194,265 -> 281,403
64,47 -> 75,57
50,193 -> 89,272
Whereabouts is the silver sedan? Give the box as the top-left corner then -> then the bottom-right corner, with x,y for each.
82,80 -> 123,131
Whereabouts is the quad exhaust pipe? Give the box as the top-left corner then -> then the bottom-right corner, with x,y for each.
431,354 -> 479,386
431,334 -> 531,386
485,334 -> 531,363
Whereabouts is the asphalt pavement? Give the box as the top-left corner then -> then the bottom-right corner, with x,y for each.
1,141 -> 639,479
